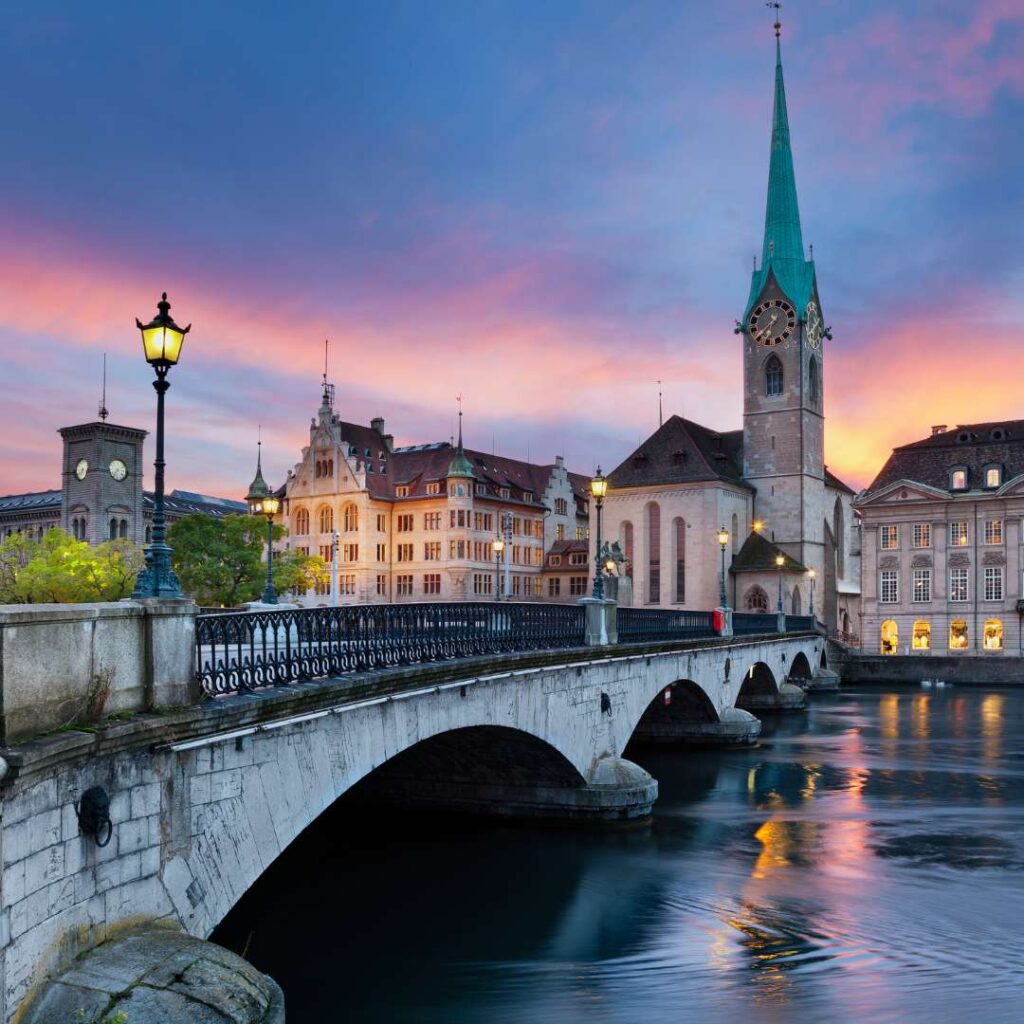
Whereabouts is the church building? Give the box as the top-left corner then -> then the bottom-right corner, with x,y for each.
600,24 -> 860,634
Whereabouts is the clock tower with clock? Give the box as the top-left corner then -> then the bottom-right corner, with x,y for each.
59,420 -> 147,546
739,21 -> 828,579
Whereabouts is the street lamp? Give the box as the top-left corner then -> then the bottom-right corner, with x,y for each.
775,553 -> 785,614
590,467 -> 608,601
716,526 -> 730,608
246,446 -> 280,605
132,292 -> 190,600
807,568 -> 816,619
493,536 -> 505,601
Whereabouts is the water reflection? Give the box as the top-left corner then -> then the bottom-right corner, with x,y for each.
214,687 -> 1024,1024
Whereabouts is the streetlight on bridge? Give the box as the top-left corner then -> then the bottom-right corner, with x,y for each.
590,467 -> 608,601
493,536 -> 504,601
716,526 -> 730,609
775,553 -> 785,615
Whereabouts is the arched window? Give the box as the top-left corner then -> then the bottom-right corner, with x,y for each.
315,461 -> 322,479
791,586 -> 801,615
318,506 -> 334,534
744,585 -> 770,611
119,519 -> 128,539
808,356 -> 819,405
913,620 -> 931,650
765,355 -> 783,397
673,517 -> 685,603
880,620 -> 898,655
295,507 -> 310,535
343,503 -> 358,532
731,513 -> 738,554
646,502 -> 660,604
328,459 -> 334,477
983,619 -> 1003,651
621,521 -> 634,577
833,497 -> 845,579
109,518 -> 118,540
949,619 -> 969,650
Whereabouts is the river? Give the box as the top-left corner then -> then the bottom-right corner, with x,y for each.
213,686 -> 1024,1023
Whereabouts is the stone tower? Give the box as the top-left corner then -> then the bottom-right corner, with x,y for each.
740,28 -> 826,571
59,421 -> 147,546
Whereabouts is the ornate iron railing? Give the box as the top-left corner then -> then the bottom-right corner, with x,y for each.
732,612 -> 778,636
195,601 -> 587,696
617,608 -> 717,643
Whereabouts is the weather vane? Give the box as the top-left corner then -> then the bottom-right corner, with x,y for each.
766,1 -> 782,38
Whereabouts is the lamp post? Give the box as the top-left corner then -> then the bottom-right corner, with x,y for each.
246,447 -> 280,605
590,467 -> 608,600
330,530 -> 340,607
807,568 -> 816,620
716,526 -> 730,608
132,293 -> 189,600
493,537 -> 504,601
775,553 -> 785,614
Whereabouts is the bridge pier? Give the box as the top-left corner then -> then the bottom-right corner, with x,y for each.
805,667 -> 841,692
737,681 -> 807,713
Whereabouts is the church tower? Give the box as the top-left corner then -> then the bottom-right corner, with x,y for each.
740,18 -> 826,570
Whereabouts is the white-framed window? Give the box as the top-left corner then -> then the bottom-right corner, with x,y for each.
423,573 -> 441,595
984,566 -> 1004,601
554,498 -> 568,516
376,574 -> 387,596
569,552 -> 586,566
984,519 -> 1003,545
912,523 -> 931,549
396,514 -> 414,532
985,466 -> 1001,488
426,482 -> 441,495
949,521 -> 969,547
950,468 -> 967,490
376,513 -> 387,532
424,541 -> 441,560
395,485 -> 409,498
570,576 -> 588,596
549,555 -> 562,567
880,525 -> 899,550
424,512 -> 442,530
879,570 -> 899,604
396,543 -> 413,562
396,574 -> 413,596
912,568 -> 931,603
949,568 -> 969,602
375,543 -> 386,561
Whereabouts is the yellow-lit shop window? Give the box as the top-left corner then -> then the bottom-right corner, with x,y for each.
880,620 -> 898,655
949,619 -> 969,650
912,620 -> 931,650
983,619 -> 1004,651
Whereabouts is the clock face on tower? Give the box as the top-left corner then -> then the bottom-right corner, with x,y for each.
805,300 -> 823,348
749,299 -> 796,346
109,459 -> 127,481
75,459 -> 89,480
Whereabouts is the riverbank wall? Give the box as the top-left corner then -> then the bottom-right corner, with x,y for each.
841,654 -> 1024,686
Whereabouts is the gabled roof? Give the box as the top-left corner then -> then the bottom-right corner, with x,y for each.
730,530 -> 807,574
824,467 -> 855,495
606,416 -> 749,491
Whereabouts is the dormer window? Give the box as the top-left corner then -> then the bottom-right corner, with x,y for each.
396,485 -> 409,497
348,444 -> 357,456
366,463 -> 374,473
475,483 -> 487,496
950,467 -> 968,491
984,465 -> 1002,489
426,482 -> 441,495
991,428 -> 1007,441
523,491 -> 533,503
500,487 -> 510,499
956,431 -> 972,444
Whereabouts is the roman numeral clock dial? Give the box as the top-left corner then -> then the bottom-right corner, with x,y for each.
749,299 -> 796,345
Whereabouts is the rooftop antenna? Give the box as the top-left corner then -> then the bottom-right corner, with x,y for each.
767,1 -> 782,38
98,353 -> 109,422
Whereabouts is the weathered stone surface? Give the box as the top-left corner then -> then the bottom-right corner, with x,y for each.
20,927 -> 284,1024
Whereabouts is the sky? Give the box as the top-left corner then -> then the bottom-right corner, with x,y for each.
1,0 -> 1022,498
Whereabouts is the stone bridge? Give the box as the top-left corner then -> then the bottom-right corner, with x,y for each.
0,600 -> 830,1021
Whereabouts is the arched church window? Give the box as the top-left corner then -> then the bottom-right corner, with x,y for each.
808,356 -> 819,405
673,517 -> 686,603
791,586 -> 801,615
318,506 -> 334,534
621,521 -> 634,577
109,518 -> 118,540
295,508 -> 310,536
833,497 -> 845,579
765,356 -> 783,397
744,585 -> 770,612
343,503 -> 358,532
119,519 -> 128,539
646,502 -> 660,604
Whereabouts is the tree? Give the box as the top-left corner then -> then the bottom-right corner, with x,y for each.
0,529 -> 144,604
168,514 -> 326,606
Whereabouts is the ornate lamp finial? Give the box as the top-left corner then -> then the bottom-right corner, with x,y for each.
767,1 -> 782,39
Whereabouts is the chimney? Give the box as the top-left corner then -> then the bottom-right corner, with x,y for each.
383,433 -> 394,453
371,416 -> 385,434
555,455 -> 564,469
931,424 -> 947,436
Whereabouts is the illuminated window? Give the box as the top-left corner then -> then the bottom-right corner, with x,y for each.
912,620 -> 931,650
949,521 -> 968,547
765,355 -> 783,397
912,568 -> 931,602
984,519 -> 1003,545
949,568 -> 969,602
950,468 -> 967,490
984,466 -> 1001,489
880,620 -> 898,655
949,619 -> 969,649
294,508 -> 309,535
343,503 -> 358,532
879,570 -> 898,603
880,525 -> 898,550
984,566 -> 1004,601
984,618 -> 1003,650
912,523 -> 930,548
318,506 -> 334,533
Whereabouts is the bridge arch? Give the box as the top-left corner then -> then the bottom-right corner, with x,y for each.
628,678 -> 719,745
788,651 -> 812,683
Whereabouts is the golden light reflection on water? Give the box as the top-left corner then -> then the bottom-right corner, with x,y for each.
981,692 -> 1003,773
879,693 -> 899,739
912,693 -> 930,740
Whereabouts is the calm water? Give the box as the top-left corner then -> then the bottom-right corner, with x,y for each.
214,687 -> 1024,1023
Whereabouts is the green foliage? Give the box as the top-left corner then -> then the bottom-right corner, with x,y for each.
0,530 -> 143,604
74,1008 -> 128,1023
168,514 -> 326,606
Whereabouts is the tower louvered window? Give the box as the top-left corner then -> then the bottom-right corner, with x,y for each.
765,356 -> 783,397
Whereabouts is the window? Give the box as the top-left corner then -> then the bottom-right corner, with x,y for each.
808,356 -> 819,405
473,574 -> 491,596
985,466 -> 1001,489
449,540 -> 466,559
376,543 -> 387,561
912,620 -> 931,650
425,512 -> 442,530
376,513 -> 387,532
556,524 -> 565,541
622,521 -> 634,574
320,544 -> 333,563
554,498 -> 568,516
949,619 -> 969,649
949,568 -> 969,602
342,543 -> 358,562
450,510 -> 468,528
912,568 -> 931,603
984,566 -> 1004,601
426,482 -> 441,495
475,484 -> 487,496
499,487 -> 510,499
912,523 -> 930,548
396,543 -> 414,562
548,578 -> 561,597
109,518 -> 118,540
569,552 -> 586,566
145,526 -> 151,544
949,521 -> 969,547
950,468 -> 967,491
295,508 -> 310,535
984,519 -> 1003,545
397,514 -> 414,532
424,541 -> 441,561
880,620 -> 898,655
376,574 -> 387,596
570,576 -> 588,596
673,516 -> 686,603
450,483 -> 466,497
880,525 -> 899,550
744,586 -> 770,611
765,355 -> 783,397
340,574 -> 356,596
423,573 -> 441,595
647,502 -> 661,604
396,575 -> 413,597
879,570 -> 898,604
318,506 -> 334,533
984,618 -> 1004,650
342,504 -> 357,532
523,492 -> 533,504
395,486 -> 409,498
119,519 -> 128,538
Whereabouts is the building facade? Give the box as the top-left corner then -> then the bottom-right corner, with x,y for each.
855,421 -> 1024,656
277,388 -> 589,605
597,30 -> 861,634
